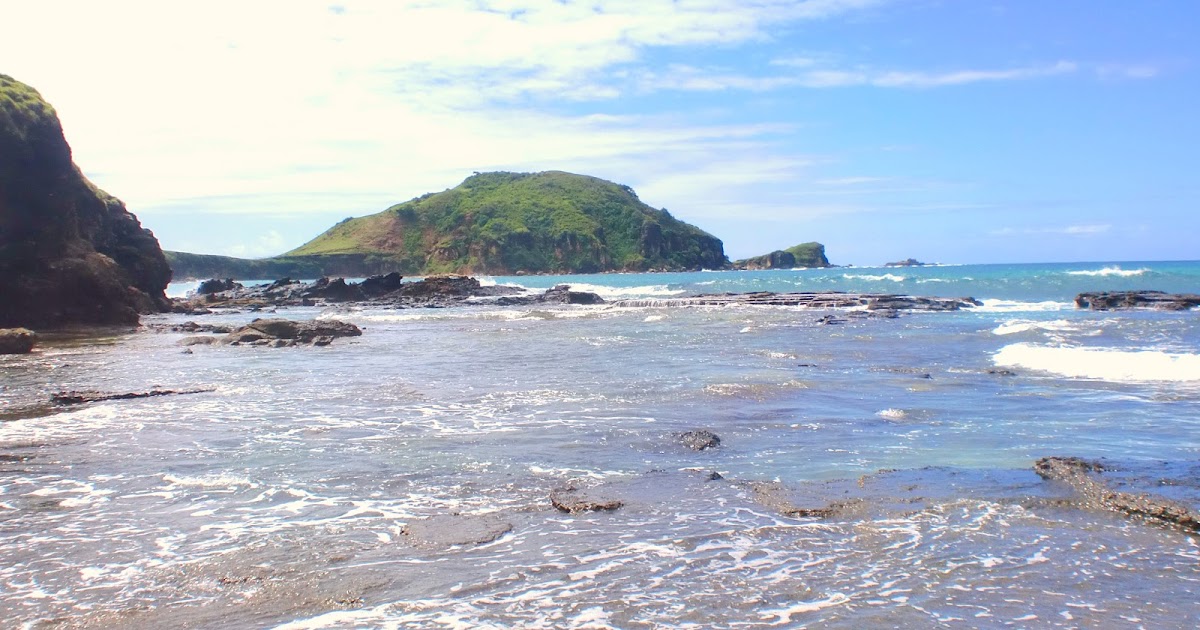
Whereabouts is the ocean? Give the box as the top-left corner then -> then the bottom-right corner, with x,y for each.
3,261 -> 1200,628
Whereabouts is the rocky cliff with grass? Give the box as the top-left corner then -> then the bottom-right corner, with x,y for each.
170,171 -> 728,278
0,74 -> 171,328
733,242 -> 831,270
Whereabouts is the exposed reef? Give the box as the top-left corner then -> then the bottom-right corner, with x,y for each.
1075,290 -> 1200,311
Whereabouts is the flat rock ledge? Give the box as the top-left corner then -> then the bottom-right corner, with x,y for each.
51,388 -> 215,405
612,292 -> 980,311
1075,291 -> 1200,311
181,318 -> 362,348
550,487 -> 624,513
402,514 -> 513,548
1034,456 -> 1200,531
0,328 -> 37,354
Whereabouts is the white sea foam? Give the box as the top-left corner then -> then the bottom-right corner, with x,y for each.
162,474 -> 258,488
994,343 -> 1200,382
1065,266 -> 1149,277
975,299 -> 1072,313
992,319 -> 1082,336
843,273 -> 906,282
554,282 -> 685,299
876,408 -> 908,420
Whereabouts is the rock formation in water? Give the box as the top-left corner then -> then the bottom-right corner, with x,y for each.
0,74 -> 171,328
733,242 -> 830,269
1075,291 -> 1200,311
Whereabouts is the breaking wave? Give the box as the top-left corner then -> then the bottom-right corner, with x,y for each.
993,343 -> 1200,383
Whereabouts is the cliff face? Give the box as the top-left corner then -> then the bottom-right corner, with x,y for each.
0,75 -> 170,329
284,171 -> 728,275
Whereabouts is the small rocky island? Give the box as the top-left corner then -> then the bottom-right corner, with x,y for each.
884,258 -> 927,267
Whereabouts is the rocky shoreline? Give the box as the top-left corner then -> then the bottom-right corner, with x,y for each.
172,273 -> 984,315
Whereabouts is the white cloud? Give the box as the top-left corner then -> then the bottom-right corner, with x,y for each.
992,224 -> 1112,237
870,61 -> 1078,87
226,230 -> 289,258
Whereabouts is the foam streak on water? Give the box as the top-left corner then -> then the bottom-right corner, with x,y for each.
2,260 -> 1200,627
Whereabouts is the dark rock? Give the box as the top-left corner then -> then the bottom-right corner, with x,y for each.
540,284 -> 605,305
266,277 -> 300,292
677,430 -> 721,451
550,486 -> 624,513
402,514 -> 513,548
51,388 -> 215,405
303,277 -> 364,302
222,318 -> 361,346
866,295 -> 980,311
1075,291 -> 1200,311
987,368 -> 1017,376
359,272 -> 404,297
0,75 -> 171,329
1034,456 -> 1199,531
196,278 -> 242,295
0,327 -> 36,354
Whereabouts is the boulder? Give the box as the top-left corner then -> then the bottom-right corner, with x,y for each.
196,278 -> 242,295
359,272 -> 404,297
540,284 -> 605,305
677,430 -> 721,451
303,277 -> 364,302
0,327 -> 36,354
223,318 -> 361,346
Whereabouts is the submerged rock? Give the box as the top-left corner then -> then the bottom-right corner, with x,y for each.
403,514 -> 513,548
0,328 -> 36,354
550,487 -> 624,513
51,388 -> 215,405
1034,456 -> 1200,531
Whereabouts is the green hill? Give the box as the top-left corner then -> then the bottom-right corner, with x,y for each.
285,171 -> 727,275
733,242 -> 831,270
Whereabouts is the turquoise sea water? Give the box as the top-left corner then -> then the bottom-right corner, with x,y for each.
4,260 -> 1200,627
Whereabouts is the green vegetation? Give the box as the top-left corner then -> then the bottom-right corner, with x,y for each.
0,74 -> 59,142
784,242 -> 830,268
284,171 -> 727,275
733,242 -> 831,270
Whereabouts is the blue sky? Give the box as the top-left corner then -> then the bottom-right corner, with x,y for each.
3,0 -> 1196,264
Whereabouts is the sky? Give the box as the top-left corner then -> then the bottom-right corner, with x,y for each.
2,0 -> 1197,265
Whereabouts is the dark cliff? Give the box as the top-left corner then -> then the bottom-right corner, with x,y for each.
0,74 -> 170,328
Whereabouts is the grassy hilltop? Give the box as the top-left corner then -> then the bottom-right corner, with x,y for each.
286,171 -> 727,275
733,242 -> 831,270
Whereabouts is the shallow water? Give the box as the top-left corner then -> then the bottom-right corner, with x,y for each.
3,261 -> 1200,627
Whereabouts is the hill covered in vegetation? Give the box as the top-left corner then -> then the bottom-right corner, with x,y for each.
733,242 -> 831,270
0,74 -> 170,328
284,171 -> 727,275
